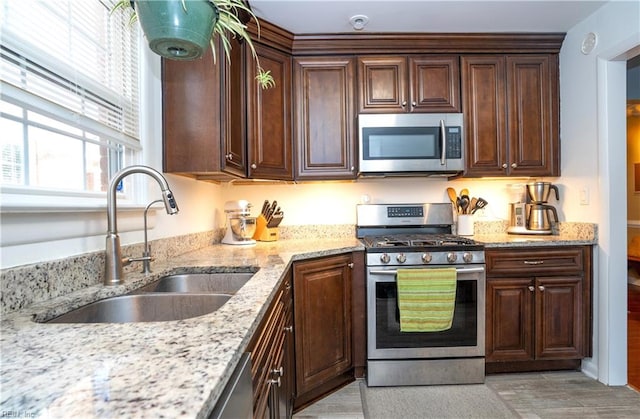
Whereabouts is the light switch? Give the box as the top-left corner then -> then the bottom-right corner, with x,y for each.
580,187 -> 589,205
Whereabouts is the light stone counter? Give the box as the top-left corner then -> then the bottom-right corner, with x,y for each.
0,238 -> 363,418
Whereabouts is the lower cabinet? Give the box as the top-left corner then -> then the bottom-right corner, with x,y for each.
485,246 -> 592,373
292,253 -> 355,411
248,252 -> 364,417
248,270 -> 294,419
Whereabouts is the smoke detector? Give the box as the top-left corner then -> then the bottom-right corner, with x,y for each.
349,15 -> 369,31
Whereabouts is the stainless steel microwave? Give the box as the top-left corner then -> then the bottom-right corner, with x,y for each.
358,113 -> 464,176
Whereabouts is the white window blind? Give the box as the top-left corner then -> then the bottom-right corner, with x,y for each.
0,0 -> 141,197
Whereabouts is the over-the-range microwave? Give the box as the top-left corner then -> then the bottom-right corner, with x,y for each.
358,113 -> 464,177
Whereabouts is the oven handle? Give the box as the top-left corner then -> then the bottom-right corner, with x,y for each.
369,266 -> 485,275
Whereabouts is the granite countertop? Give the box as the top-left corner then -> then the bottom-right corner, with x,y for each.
0,238 -> 363,418
1,229 -> 596,418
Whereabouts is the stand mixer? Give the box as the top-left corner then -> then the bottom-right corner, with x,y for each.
222,200 -> 257,245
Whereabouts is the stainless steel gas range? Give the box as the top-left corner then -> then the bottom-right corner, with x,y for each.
356,203 -> 486,387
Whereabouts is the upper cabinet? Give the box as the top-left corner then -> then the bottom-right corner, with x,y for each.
294,56 -> 357,180
246,43 -> 294,180
461,54 -> 560,177
357,55 -> 461,113
163,46 -> 240,180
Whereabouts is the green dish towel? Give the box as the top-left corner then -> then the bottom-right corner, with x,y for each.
397,268 -> 457,332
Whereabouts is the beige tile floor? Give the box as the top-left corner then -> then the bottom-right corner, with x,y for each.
294,371 -> 640,418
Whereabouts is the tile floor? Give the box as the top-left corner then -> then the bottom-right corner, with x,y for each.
294,371 -> 640,418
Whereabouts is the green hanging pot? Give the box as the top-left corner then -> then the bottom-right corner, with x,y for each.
134,0 -> 218,60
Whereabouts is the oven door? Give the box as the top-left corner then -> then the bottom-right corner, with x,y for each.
367,265 -> 485,359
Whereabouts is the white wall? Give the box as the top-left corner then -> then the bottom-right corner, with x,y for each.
559,0 -> 640,385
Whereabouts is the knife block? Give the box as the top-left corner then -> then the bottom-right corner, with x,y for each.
256,226 -> 279,242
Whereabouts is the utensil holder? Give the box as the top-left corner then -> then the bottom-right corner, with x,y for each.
457,214 -> 474,236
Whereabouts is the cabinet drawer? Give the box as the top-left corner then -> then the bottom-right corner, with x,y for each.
486,247 -> 585,276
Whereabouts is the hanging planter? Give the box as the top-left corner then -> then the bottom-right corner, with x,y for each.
134,0 -> 218,60
113,0 -> 275,88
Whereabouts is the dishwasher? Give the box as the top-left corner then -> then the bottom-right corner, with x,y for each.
209,353 -> 253,419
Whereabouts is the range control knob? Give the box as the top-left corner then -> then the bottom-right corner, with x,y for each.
396,253 -> 407,263
380,253 -> 391,264
462,252 -> 473,263
421,253 -> 432,264
447,252 -> 458,263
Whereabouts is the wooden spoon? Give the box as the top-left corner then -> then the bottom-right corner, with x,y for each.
469,197 -> 478,215
460,188 -> 469,198
446,187 -> 458,205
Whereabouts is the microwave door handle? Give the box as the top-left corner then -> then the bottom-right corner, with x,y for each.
440,119 -> 446,166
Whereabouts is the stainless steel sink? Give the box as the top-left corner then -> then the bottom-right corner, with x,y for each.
134,272 -> 254,294
47,293 -> 231,324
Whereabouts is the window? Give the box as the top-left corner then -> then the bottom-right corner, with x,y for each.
0,0 -> 141,203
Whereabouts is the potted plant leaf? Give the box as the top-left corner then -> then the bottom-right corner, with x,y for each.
112,0 -> 275,89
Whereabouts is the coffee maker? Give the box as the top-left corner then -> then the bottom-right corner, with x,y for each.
507,182 -> 560,235
222,200 -> 257,245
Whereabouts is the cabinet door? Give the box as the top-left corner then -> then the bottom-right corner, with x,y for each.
535,276 -> 583,359
486,278 -> 535,362
294,57 -> 356,180
221,37 -> 247,177
358,56 -> 407,113
246,44 -> 293,180
409,55 -> 461,112
506,55 -> 559,177
293,254 -> 353,399
461,55 -> 508,176
163,48 -> 224,174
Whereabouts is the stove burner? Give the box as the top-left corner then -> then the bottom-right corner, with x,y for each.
363,234 -> 478,249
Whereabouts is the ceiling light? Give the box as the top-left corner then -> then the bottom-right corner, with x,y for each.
349,15 -> 369,31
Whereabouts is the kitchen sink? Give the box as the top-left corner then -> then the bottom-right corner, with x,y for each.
47,293 -> 231,324
133,272 -> 254,294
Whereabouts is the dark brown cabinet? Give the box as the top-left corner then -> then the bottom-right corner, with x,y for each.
249,272 -> 294,419
485,246 -> 592,373
246,43 -> 293,180
292,253 -> 354,410
461,54 -> 559,177
163,46 -> 243,180
293,57 -> 357,180
357,55 -> 461,113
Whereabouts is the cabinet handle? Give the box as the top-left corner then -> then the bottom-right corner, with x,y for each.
350,166 -> 355,172
348,263 -> 354,269
524,260 -> 544,265
268,376 -> 281,387
511,163 -> 518,168
401,100 -> 407,108
251,163 -> 257,169
538,285 -> 545,291
271,366 -> 283,377
502,163 -> 508,169
226,153 -> 233,161
528,286 -> 535,292
284,325 -> 293,333
411,101 -> 417,107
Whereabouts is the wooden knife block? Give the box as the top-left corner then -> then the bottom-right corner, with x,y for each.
257,227 -> 279,242
253,215 -> 279,241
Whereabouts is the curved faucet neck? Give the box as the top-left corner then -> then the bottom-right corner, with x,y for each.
107,165 -> 171,235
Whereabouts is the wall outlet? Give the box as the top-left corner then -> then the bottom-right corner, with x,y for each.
580,187 -> 590,205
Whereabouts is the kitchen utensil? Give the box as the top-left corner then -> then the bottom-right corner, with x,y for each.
471,197 -> 488,214
459,195 -> 470,214
460,188 -> 469,198
266,200 -> 278,223
446,187 -> 457,206
455,197 -> 462,214
469,197 -> 478,214
261,200 -> 270,217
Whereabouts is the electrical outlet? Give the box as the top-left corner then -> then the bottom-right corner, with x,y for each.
580,187 -> 589,205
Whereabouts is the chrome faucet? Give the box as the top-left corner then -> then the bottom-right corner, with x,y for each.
104,165 -> 179,286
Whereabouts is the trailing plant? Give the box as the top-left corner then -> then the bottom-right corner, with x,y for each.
112,0 -> 275,89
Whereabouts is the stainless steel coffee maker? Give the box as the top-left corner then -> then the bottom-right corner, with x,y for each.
507,182 -> 559,235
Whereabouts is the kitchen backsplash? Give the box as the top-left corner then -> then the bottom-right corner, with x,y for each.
0,222 -> 595,315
